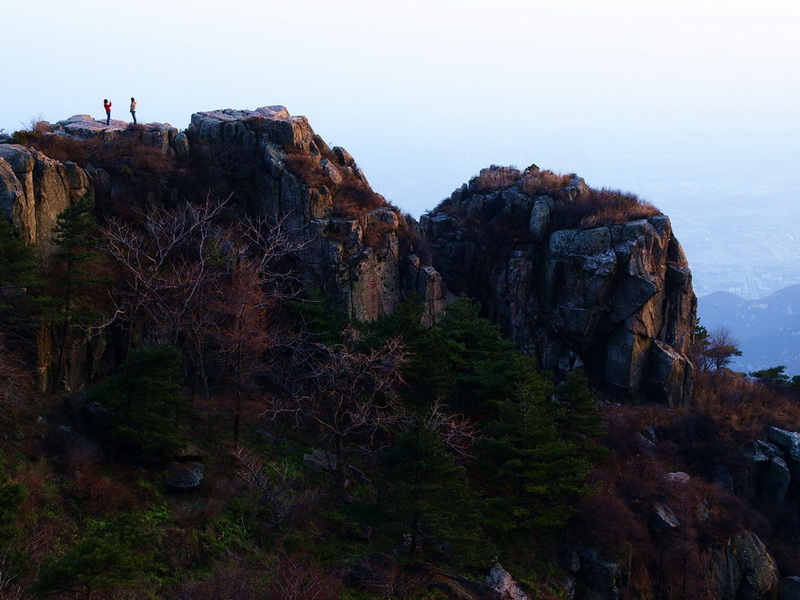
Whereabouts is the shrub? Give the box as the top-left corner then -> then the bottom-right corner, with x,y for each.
552,187 -> 661,230
469,165 -> 521,194
520,170 -> 573,198
283,152 -> 386,220
82,345 -> 189,463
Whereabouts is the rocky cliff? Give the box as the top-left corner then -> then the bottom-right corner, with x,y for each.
0,108 -> 695,403
422,165 -> 696,405
186,107 -> 446,324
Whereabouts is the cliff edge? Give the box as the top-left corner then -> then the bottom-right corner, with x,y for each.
0,110 -> 695,403
422,165 -> 696,404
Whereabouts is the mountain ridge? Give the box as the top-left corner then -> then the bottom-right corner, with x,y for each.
0,108 -> 696,404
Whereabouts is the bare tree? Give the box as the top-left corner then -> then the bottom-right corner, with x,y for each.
693,324 -> 742,372
422,398 -> 478,459
0,333 -> 33,422
232,447 -> 319,532
101,196 -> 304,399
270,328 -> 406,488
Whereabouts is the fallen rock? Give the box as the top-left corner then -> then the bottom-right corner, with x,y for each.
164,461 -> 204,490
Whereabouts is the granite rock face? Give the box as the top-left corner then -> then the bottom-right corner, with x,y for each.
187,106 -> 446,324
0,109 -> 697,404
0,144 -> 92,251
422,165 -> 697,404
713,530 -> 780,600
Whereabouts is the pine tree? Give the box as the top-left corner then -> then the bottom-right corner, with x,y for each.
406,298 -> 529,417
40,195 -> 107,390
30,513 -> 155,600
377,422 -> 481,562
0,217 -> 43,339
0,475 -> 24,542
480,372 -> 593,543
84,345 -> 188,463
554,370 -> 608,460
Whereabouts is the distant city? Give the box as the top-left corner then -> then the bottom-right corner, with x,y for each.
634,181 -> 800,300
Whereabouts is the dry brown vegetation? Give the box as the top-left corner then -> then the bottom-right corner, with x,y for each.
11,131 -> 175,202
455,165 -> 662,236
553,187 -> 661,230
520,170 -> 573,198
469,165 -> 522,194
572,369 -> 800,597
282,151 -> 429,256
283,152 -> 386,219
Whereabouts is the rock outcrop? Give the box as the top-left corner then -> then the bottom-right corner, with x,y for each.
422,165 -> 696,404
743,427 -> 800,506
186,106 -> 446,324
0,109 -> 697,404
0,144 -> 91,251
713,530 -> 780,600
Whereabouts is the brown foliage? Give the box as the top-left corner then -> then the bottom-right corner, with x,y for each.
469,165 -> 522,194
692,369 -> 800,441
520,170 -> 573,198
283,152 -> 385,220
553,187 -> 661,230
17,133 -> 174,184
573,399 -> 784,599
269,329 -> 406,486
174,558 -> 267,600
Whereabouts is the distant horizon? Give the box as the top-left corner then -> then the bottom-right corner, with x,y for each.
3,0 -> 798,298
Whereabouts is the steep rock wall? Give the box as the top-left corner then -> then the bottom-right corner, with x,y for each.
422,166 -> 697,404
186,107 -> 446,323
0,111 -> 695,404
0,145 -> 92,251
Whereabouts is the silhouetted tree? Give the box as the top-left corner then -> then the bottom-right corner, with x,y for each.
377,422 -> 481,561
40,195 -> 107,390
692,321 -> 742,371
83,345 -> 188,463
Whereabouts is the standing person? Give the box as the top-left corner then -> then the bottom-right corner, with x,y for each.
130,97 -> 137,124
103,99 -> 112,125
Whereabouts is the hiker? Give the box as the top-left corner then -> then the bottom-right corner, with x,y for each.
103,99 -> 112,125
130,97 -> 137,124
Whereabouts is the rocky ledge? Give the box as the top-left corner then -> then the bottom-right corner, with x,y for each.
0,107 -> 696,404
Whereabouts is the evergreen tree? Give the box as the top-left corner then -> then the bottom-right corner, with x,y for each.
84,345 -> 188,463
40,195 -> 107,389
0,217 -> 42,331
377,422 -> 481,562
480,372 -> 594,543
554,370 -> 608,460
0,475 -> 24,542
407,298 -> 529,416
31,514 -> 155,600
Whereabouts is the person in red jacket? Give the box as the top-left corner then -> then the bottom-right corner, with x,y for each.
103,99 -> 112,125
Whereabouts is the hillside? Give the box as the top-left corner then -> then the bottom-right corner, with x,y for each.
0,108 -> 799,600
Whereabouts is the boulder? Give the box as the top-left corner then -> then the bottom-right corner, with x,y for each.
782,576 -> 800,600
714,531 -> 779,600
768,427 -> 800,462
303,449 -> 338,472
484,563 -> 529,600
164,461 -> 204,490
649,502 -> 680,533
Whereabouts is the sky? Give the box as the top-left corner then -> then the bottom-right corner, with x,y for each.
3,0 -> 800,297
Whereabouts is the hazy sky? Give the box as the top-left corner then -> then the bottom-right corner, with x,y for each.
4,0 -> 800,295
